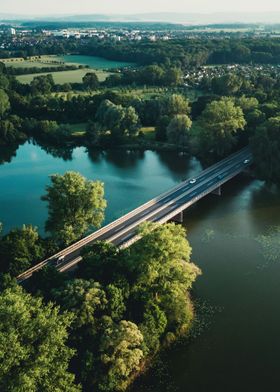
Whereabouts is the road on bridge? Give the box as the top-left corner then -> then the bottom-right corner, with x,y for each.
17,147 -> 252,282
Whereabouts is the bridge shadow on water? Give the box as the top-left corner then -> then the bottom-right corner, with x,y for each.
181,174 -> 255,233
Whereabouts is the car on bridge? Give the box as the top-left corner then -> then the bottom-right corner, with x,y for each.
189,178 -> 197,184
52,255 -> 65,265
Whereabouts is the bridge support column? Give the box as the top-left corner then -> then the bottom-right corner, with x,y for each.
212,185 -> 222,196
172,211 -> 184,223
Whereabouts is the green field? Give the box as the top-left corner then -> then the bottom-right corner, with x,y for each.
16,69 -> 110,84
2,54 -> 135,85
2,55 -> 66,68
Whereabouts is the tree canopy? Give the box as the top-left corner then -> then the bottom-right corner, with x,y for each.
250,116 -> 280,185
0,89 -> 10,118
197,97 -> 246,159
42,171 -> 106,246
0,286 -> 80,392
0,225 -> 45,277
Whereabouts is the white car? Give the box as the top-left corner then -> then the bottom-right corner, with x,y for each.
189,178 -> 197,184
244,159 -> 250,164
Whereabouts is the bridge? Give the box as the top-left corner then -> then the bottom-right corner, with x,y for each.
17,147 -> 252,282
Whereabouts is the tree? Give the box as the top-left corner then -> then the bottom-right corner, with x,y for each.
211,73 -> 243,96
0,286 -> 80,391
95,100 -> 140,140
155,115 -> 171,142
53,279 -> 108,329
167,114 -> 192,146
250,116 -> 280,184
197,97 -> 246,158
0,225 -> 45,276
128,223 -> 200,336
30,74 -> 54,95
83,72 -> 99,90
42,171 -> 106,246
163,67 -> 183,86
162,94 -> 190,117
236,96 -> 259,114
99,320 -> 144,392
140,301 -> 167,353
78,242 -> 121,284
139,65 -> 165,85
0,89 -> 10,118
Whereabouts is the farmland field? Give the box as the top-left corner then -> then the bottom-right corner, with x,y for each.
1,55 -> 67,68
2,54 -> 135,85
16,68 -> 110,84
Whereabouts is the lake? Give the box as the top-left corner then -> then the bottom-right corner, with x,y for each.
56,54 -> 136,69
0,142 -> 200,234
1,142 -> 280,392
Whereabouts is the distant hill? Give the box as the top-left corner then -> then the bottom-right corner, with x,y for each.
46,12 -> 280,24
1,12 -> 280,24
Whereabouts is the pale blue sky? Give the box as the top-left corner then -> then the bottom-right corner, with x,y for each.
2,0 -> 280,15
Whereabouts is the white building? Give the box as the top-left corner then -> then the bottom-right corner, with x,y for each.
8,28 -> 16,36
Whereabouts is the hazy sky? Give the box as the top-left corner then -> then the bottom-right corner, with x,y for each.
2,0 -> 280,15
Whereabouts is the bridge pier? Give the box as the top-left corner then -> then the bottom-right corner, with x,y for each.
171,211 -> 184,223
212,185 -> 222,196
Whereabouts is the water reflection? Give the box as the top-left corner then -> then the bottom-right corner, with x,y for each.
156,151 -> 192,175
88,148 -> 145,168
36,142 -> 74,161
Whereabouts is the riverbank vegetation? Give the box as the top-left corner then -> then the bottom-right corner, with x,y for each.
1,37 -> 280,184
0,221 -> 201,391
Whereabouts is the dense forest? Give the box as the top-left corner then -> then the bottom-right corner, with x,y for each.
2,36 -> 280,66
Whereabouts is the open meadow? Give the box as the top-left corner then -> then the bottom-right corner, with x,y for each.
16,68 -> 110,84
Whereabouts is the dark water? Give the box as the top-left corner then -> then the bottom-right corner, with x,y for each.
0,142 -> 200,234
134,178 -> 280,392
1,142 -> 280,391
57,54 -> 136,69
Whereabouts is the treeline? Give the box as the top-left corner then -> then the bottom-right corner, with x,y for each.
104,65 -> 182,87
1,48 -> 280,184
6,63 -> 87,76
2,36 -> 280,67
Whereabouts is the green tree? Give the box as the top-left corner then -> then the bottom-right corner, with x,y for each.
96,100 -> 140,139
128,223 -> 200,336
250,116 -> 280,184
42,171 -> 106,246
236,96 -> 259,114
140,301 -> 167,353
155,115 -> 171,142
140,65 -> 165,85
197,97 -> 246,158
82,72 -> 99,90
99,320 -> 144,392
167,114 -> 192,146
212,73 -> 243,96
163,94 -> 190,117
0,89 -> 10,118
30,74 -> 54,95
78,242 -> 121,284
0,225 -> 45,276
53,279 -> 108,328
0,286 -> 80,391
163,67 -> 183,86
